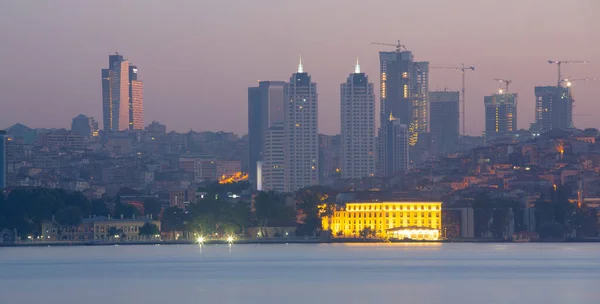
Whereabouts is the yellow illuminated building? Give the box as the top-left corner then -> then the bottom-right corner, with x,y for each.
322,201 -> 442,240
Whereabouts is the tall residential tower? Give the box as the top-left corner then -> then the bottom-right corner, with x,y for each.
129,65 -> 144,130
284,58 -> 319,191
430,91 -> 460,154
340,59 -> 375,179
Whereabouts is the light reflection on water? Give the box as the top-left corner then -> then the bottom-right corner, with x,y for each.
0,243 -> 599,304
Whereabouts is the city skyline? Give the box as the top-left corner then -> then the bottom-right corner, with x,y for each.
0,0 -> 598,135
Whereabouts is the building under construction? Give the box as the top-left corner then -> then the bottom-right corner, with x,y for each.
532,86 -> 573,135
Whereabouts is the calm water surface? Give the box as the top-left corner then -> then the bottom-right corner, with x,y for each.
0,243 -> 599,304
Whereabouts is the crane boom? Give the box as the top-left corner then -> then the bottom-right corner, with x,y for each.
371,40 -> 406,52
548,60 -> 589,85
493,78 -> 512,93
430,64 -> 475,141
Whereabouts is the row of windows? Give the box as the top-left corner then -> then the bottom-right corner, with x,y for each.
336,212 -> 439,218
346,204 -> 439,211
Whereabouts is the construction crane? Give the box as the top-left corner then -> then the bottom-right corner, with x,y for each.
547,60 -> 589,85
430,64 -> 476,138
371,40 -> 406,53
561,77 -> 598,87
493,78 -> 512,94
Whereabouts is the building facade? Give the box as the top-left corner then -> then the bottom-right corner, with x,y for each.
322,201 -> 442,240
430,91 -> 460,154
102,53 -> 130,131
377,115 -> 409,177
484,92 -> 517,142
284,59 -> 319,192
71,114 -> 99,139
129,65 -> 144,130
340,60 -> 376,180
379,50 -> 429,147
262,122 -> 285,192
533,86 -> 572,134
248,81 -> 286,188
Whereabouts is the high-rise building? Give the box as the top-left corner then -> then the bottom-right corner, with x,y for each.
430,91 -> 459,154
262,122 -> 285,192
318,134 -> 341,184
247,81 -> 286,188
533,86 -> 572,134
0,130 -> 6,190
379,50 -> 429,147
129,65 -> 144,130
71,114 -> 99,139
484,92 -> 518,142
284,58 -> 319,191
340,60 -> 375,179
377,114 -> 409,177
102,53 -> 130,131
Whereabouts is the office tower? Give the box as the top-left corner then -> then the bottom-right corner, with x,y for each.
379,49 -> 429,147
0,130 -> 5,189
262,122 -> 285,192
377,114 -> 409,177
533,86 -> 572,134
102,53 -> 130,131
71,114 -> 99,138
248,81 -> 286,187
484,92 -> 518,142
284,58 -> 319,191
340,60 -> 375,179
430,91 -> 460,154
129,65 -> 144,130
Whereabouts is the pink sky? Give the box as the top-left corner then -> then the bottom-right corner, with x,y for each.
0,0 -> 598,135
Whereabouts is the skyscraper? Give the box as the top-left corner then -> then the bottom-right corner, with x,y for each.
533,86 -> 572,134
247,81 -> 285,188
378,49 -> 429,147
340,59 -> 375,179
0,130 -> 6,190
129,65 -> 144,130
377,115 -> 409,177
284,58 -> 319,191
262,122 -> 285,192
430,91 -> 459,154
484,92 -> 518,142
102,53 -> 130,131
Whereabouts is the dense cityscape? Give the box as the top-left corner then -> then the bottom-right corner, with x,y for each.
0,44 -> 598,245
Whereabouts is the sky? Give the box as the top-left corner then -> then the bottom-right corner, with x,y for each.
0,0 -> 598,136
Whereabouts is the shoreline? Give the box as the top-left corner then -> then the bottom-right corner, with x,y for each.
2,238 -> 599,247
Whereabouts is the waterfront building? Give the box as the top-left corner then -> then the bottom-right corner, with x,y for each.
322,201 -> 442,240
429,91 -> 459,154
41,216 -> 161,242
248,81 -> 286,188
340,59 -> 376,179
284,58 -> 319,191
484,91 -> 517,142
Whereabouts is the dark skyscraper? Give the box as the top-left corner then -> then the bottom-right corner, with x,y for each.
0,130 -> 6,189
102,53 -> 129,131
430,91 -> 459,154
533,86 -> 573,134
247,81 -> 285,188
379,50 -> 429,147
484,92 -> 517,142
129,65 -> 144,130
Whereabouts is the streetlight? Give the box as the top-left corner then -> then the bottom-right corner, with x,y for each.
197,236 -> 204,245
226,236 -> 234,244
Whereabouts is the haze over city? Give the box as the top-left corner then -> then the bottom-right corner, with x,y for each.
1,0 -> 598,135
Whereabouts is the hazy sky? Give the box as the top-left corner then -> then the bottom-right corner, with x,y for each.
1,0 -> 598,135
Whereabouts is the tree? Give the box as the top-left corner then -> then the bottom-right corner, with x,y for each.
161,207 -> 186,232
254,191 -> 295,237
114,202 -> 140,219
295,186 -> 334,237
138,223 -> 160,238
91,199 -> 110,217
143,198 -> 162,218
537,223 -> 565,241
55,206 -> 83,227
